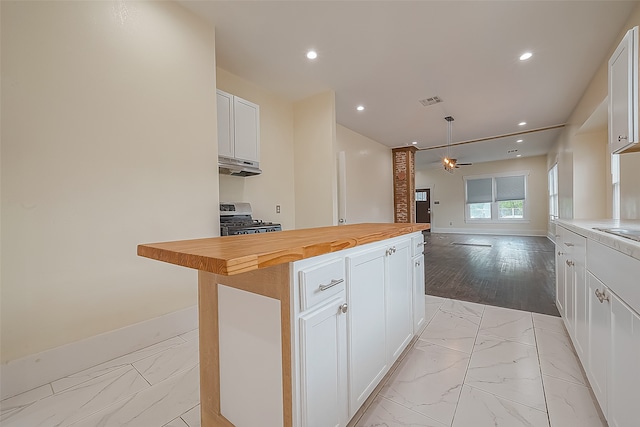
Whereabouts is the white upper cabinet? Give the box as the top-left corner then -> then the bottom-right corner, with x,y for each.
216,90 -> 235,159
216,89 -> 260,163
609,26 -> 638,154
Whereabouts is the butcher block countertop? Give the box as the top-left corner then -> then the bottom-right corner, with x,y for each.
138,222 -> 429,276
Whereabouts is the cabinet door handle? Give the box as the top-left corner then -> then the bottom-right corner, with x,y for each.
619,135 -> 628,142
595,288 -> 610,303
565,259 -> 574,267
564,242 -> 574,247
339,303 -> 348,314
319,278 -> 344,291
558,251 -> 564,256
415,261 -> 421,267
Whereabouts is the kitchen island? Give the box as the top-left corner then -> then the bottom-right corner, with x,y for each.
138,223 -> 429,427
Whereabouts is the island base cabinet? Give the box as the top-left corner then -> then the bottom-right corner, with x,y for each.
299,296 -> 348,427
346,248 -> 388,418
413,255 -> 426,333
608,293 -> 640,427
587,273 -> 610,416
385,239 -> 413,362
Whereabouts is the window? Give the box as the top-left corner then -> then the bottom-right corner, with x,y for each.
612,154 -> 620,219
548,164 -> 558,220
465,172 -> 528,222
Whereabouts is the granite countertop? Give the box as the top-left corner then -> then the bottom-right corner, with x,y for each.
138,223 -> 429,276
555,219 -> 640,261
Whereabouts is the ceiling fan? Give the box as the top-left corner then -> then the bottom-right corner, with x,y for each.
442,116 -> 472,172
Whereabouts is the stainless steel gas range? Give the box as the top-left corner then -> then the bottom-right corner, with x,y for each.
219,202 -> 282,236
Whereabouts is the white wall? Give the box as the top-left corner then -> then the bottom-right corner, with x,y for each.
217,68 -> 296,230
1,1 -> 218,362
336,125 -> 393,224
415,155 -> 549,236
573,129 -> 608,219
293,91 -> 338,229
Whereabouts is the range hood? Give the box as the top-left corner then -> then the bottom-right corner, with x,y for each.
218,156 -> 262,177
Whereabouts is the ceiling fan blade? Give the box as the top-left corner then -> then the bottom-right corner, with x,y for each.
457,163 -> 473,166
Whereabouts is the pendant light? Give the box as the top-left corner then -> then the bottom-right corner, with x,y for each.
443,116 -> 456,173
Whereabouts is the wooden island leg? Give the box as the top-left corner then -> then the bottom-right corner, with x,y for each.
197,265 -> 292,427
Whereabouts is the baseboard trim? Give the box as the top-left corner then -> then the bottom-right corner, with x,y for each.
0,305 -> 198,400
429,227 -> 547,237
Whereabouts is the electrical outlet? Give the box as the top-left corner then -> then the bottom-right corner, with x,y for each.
276,205 -> 281,214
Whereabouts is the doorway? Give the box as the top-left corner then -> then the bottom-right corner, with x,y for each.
416,188 -> 431,229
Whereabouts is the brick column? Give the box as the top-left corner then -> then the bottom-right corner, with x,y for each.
392,146 -> 417,223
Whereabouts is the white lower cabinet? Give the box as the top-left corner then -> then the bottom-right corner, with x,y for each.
299,296 -> 348,427
412,254 -> 426,333
385,239 -> 413,362
555,224 -> 640,427
345,246 -> 388,417
555,230 -> 566,316
609,292 -> 640,427
586,272 -> 610,414
294,233 -> 422,426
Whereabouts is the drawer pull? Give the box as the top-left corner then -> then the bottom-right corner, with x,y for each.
319,278 -> 344,291
339,303 -> 348,314
564,242 -> 574,247
595,288 -> 610,303
416,242 -> 424,247
566,259 -> 574,267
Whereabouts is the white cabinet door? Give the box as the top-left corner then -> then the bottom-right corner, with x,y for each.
413,254 -> 425,334
555,241 -> 566,317
587,272 -> 610,416
300,296 -> 348,427
386,239 -> 413,362
564,250 -> 576,337
608,293 -> 640,427
346,247 -> 387,417
233,97 -> 260,162
573,238 -> 588,361
216,90 -> 234,158
609,26 -> 638,153
563,229 -> 586,340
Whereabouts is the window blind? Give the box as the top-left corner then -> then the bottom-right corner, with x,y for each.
496,175 -> 525,201
466,178 -> 492,203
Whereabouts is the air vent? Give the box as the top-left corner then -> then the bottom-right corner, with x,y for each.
419,96 -> 443,106
507,149 -> 518,153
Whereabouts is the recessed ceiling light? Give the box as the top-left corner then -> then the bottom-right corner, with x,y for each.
516,154 -> 522,157
411,141 -> 417,145
519,52 -> 533,61
356,105 -> 365,111
306,50 -> 318,60
518,122 -> 527,126
516,139 -> 523,143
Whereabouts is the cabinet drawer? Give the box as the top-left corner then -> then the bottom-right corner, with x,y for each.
411,234 -> 425,257
587,240 -> 640,315
299,258 -> 345,311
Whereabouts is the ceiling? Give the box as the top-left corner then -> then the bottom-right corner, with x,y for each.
180,0 -> 637,167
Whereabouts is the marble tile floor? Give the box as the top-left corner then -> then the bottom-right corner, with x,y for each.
1,297 -> 606,427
